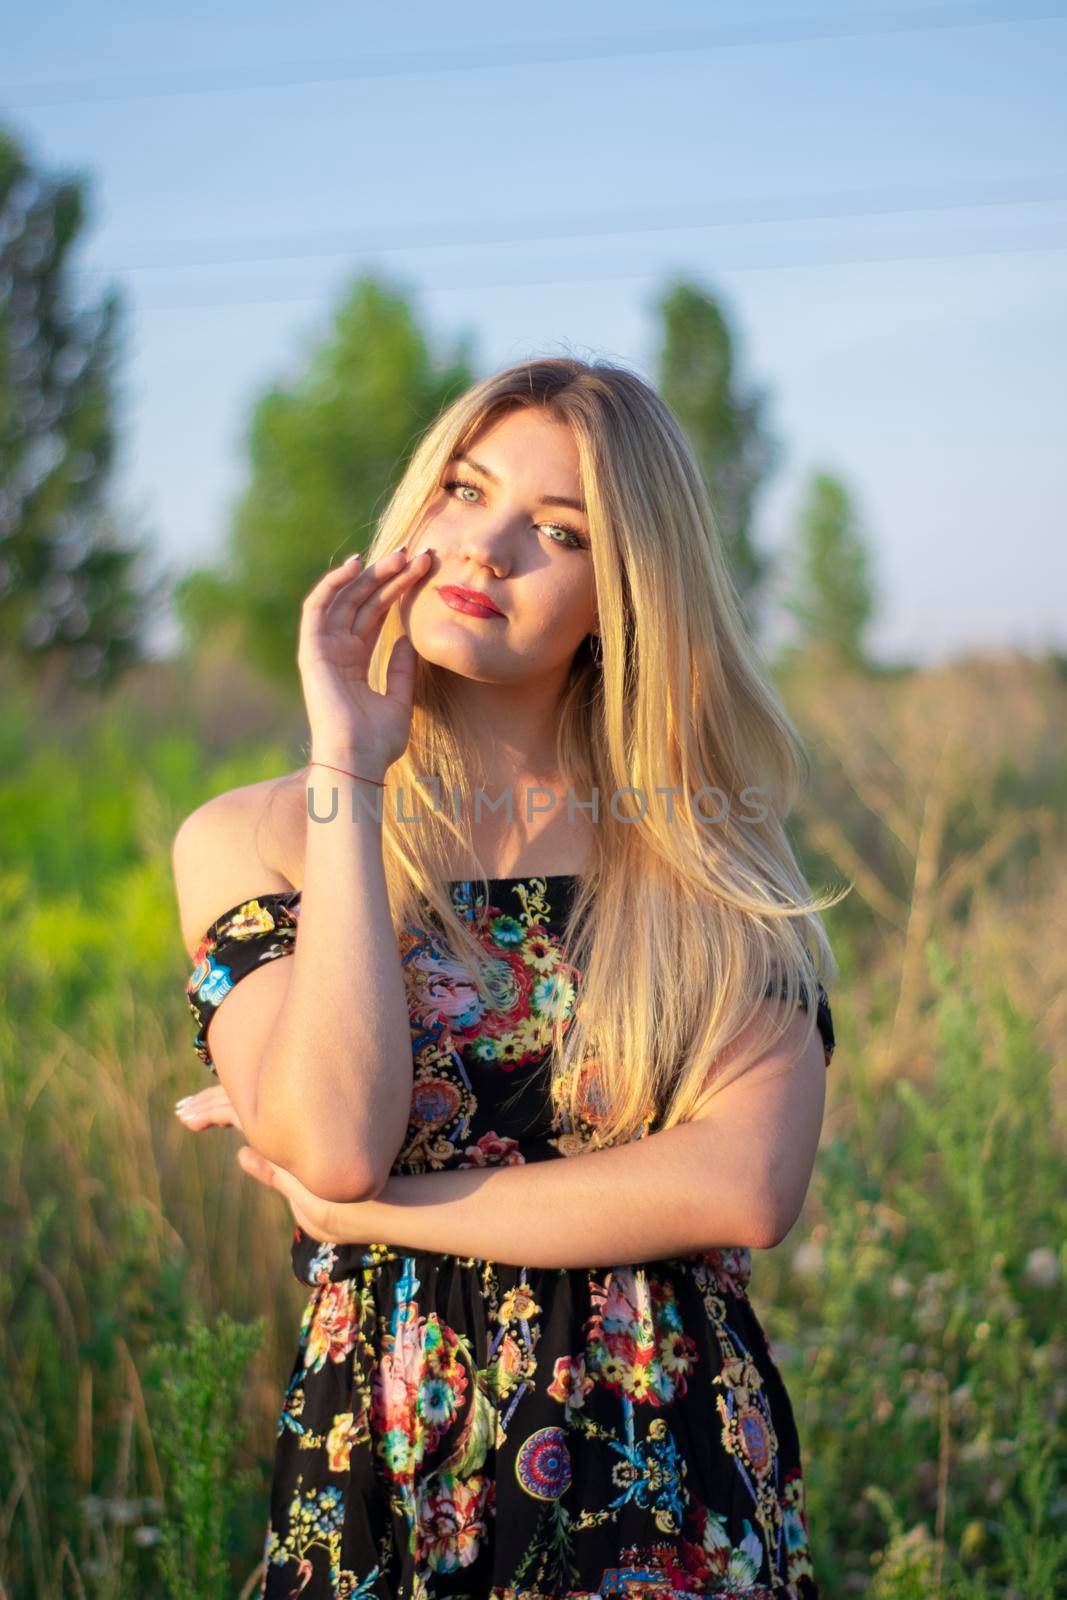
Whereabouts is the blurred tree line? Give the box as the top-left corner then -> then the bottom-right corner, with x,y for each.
0,128 -> 167,690
1,120 -> 879,702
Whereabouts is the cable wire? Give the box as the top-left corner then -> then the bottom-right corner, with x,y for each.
65,177 -> 1067,279
3,3 -> 1064,109
126,235 -> 1067,315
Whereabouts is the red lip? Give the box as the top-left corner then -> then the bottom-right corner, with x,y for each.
437,585 -> 506,619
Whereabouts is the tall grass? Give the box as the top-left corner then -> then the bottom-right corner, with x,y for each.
1,649 -> 1064,1597
760,941 -> 1067,1595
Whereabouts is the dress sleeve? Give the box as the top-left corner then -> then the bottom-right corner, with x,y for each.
185,891 -> 302,1073
763,975 -> 836,1069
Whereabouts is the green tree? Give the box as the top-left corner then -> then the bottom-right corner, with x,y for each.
783,470 -> 877,669
173,275 -> 476,690
653,279 -> 781,625
0,124 -> 163,689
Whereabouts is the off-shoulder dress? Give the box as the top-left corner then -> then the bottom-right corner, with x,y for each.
185,872 -> 834,1600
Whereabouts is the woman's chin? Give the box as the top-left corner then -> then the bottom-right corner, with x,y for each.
409,626 -> 511,678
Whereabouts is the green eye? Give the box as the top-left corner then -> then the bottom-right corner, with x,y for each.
540,523 -> 586,551
442,478 -> 589,552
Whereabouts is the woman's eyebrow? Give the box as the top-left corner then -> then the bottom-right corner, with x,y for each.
453,453 -> 587,514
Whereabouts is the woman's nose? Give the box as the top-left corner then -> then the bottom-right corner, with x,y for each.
455,520 -> 516,571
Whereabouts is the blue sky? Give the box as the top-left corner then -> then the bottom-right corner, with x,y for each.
5,0 -> 1065,664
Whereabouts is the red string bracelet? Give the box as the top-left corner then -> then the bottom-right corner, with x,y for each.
308,759 -> 386,788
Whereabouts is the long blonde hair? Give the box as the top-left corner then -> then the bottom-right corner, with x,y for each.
307,356 -> 848,1149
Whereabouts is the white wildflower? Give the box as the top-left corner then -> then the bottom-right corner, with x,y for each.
791,1240 -> 824,1278
1023,1247 -> 1060,1288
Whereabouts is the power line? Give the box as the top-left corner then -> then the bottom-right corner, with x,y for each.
126,235 -> 1067,315
66,177 -> 1067,279
2,4 -> 1064,109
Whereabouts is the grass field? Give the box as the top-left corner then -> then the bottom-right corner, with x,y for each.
2,647 -> 1065,1598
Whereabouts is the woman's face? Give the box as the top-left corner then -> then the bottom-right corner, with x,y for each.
400,407 -> 598,683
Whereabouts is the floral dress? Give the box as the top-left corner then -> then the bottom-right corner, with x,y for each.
185,873 -> 835,1600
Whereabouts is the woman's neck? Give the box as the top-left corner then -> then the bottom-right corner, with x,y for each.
268,769 -> 596,888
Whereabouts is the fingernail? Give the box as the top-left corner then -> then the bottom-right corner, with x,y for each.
344,552 -> 360,565
175,1097 -> 189,1109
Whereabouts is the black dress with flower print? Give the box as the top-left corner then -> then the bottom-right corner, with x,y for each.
185,874 -> 835,1599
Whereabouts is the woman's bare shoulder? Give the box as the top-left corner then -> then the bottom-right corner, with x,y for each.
172,768 -> 309,958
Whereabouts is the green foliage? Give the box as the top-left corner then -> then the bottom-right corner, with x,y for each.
172,273 -> 477,690
653,278 -> 782,622
2,661 -> 1065,1595
770,939 -> 1067,1595
145,1312 -> 267,1600
0,681 -> 305,1598
0,123 -> 168,689
782,470 -> 877,667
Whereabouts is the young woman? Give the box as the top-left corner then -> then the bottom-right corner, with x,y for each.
174,357 -> 842,1600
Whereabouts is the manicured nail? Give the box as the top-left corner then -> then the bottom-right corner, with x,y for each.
344,552 -> 360,565
175,1097 -> 189,1109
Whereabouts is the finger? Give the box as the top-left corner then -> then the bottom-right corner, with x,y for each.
383,632 -> 418,710
301,548 -> 401,627
236,1151 -> 333,1240
338,551 -> 429,641
299,551 -> 415,668
296,554 -> 368,635
316,551 -> 363,590
290,1190 -> 336,1242
319,1199 -> 342,1243
330,554 -> 428,679
236,1145 -> 276,1185
178,1086 -> 228,1114
260,1159 -> 332,1232
175,1104 -> 223,1127
176,1096 -> 237,1128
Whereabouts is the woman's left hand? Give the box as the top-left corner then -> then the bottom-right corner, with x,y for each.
173,1084 -> 344,1242
235,1145 -> 346,1244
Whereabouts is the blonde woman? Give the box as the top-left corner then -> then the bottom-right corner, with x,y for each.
174,357 -> 842,1599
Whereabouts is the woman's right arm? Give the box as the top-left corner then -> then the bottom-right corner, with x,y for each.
174,770 -> 413,1204
174,544 -> 430,1203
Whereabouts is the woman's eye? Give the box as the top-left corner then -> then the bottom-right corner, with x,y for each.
540,523 -> 586,550
442,478 -> 587,550
443,478 -> 481,505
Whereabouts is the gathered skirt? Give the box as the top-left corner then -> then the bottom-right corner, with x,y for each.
256,1230 -> 820,1599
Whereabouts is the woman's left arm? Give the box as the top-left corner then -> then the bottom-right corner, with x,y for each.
233,1003 -> 828,1268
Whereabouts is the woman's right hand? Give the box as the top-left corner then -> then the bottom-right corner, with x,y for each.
298,546 -> 430,776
